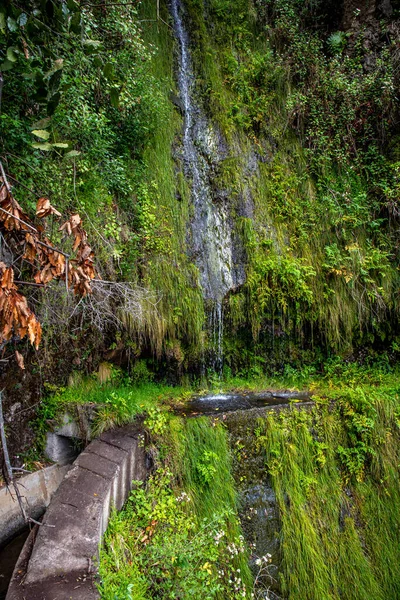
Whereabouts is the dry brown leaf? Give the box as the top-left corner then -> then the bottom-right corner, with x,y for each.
80,245 -> 92,261
0,186 -> 8,202
27,317 -> 37,345
0,182 -> 97,349
70,213 -> 81,229
59,220 -> 73,237
15,351 -> 25,370
1,268 -> 14,289
36,197 -> 62,219
73,234 -> 81,252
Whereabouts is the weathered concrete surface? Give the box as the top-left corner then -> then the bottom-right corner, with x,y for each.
7,425 -> 147,600
44,432 -> 80,465
0,464 -> 70,546
44,407 -> 97,464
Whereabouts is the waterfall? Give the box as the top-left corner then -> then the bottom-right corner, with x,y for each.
210,300 -> 224,375
171,0 -> 235,375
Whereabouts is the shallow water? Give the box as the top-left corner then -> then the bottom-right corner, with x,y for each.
174,389 -> 311,416
222,407 -> 286,599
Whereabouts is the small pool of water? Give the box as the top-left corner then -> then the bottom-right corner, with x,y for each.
0,528 -> 30,599
174,390 -> 311,416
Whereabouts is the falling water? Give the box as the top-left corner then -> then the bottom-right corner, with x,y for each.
210,301 -> 224,374
171,0 -> 235,374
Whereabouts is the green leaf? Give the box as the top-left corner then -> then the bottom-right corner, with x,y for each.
83,39 -> 102,47
70,11 -> 81,33
67,0 -> 79,10
0,13 -> 6,33
83,39 -> 103,55
32,142 -> 53,151
52,143 -> 69,148
32,129 -> 50,140
53,58 -> 64,71
45,58 -> 64,77
110,87 -> 120,108
48,70 -> 63,93
17,13 -> 28,26
47,92 -> 61,115
63,150 -> 81,158
0,59 -> 15,72
7,16 -> 17,32
103,62 -> 114,80
31,117 -> 51,130
6,47 -> 18,63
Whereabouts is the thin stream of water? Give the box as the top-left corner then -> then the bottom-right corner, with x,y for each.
171,0 -> 234,373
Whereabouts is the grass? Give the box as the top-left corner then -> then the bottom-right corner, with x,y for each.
38,355 -> 400,437
253,377 -> 400,599
44,376 -> 190,436
50,357 -> 397,600
96,359 -> 400,599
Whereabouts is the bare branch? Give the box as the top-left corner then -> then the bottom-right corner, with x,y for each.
0,390 -> 55,528
80,279 -> 160,332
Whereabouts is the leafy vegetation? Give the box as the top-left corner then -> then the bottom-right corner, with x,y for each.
253,380 -> 400,599
99,416 -> 252,599
0,0 -> 204,379
1,0 -> 400,398
178,0 -> 400,362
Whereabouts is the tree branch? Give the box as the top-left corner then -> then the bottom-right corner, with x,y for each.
0,72 -> 3,114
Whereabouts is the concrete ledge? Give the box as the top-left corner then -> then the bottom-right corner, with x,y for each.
0,464 -> 71,547
7,425 -> 147,599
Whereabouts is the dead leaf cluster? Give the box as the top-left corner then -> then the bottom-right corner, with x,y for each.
0,262 -> 42,348
59,213 -> 96,295
0,173 -> 97,351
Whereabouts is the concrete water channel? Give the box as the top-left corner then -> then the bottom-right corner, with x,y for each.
2,389 -> 313,599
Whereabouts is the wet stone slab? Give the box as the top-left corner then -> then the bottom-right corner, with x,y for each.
174,390 -> 312,417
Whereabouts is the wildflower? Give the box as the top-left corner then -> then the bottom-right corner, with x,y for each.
176,491 -> 191,503
214,530 -> 225,543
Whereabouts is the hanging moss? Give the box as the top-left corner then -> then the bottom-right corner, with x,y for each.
253,388 -> 400,599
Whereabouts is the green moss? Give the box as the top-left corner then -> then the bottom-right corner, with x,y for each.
253,380 -> 400,599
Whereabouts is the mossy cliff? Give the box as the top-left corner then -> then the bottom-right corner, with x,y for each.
1,0 -> 400,449
168,0 -> 400,370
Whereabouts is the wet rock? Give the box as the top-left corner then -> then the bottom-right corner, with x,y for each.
169,90 -> 185,114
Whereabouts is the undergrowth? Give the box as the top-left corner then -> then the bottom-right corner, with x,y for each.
254,385 -> 400,599
97,360 -> 400,599
99,416 -> 252,599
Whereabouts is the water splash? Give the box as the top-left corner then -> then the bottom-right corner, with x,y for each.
171,0 -> 235,373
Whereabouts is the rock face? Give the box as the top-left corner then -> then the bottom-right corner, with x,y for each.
171,0 -> 256,371
7,425 -> 148,600
172,0 -> 241,304
342,0 -> 393,30
341,0 -> 394,61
